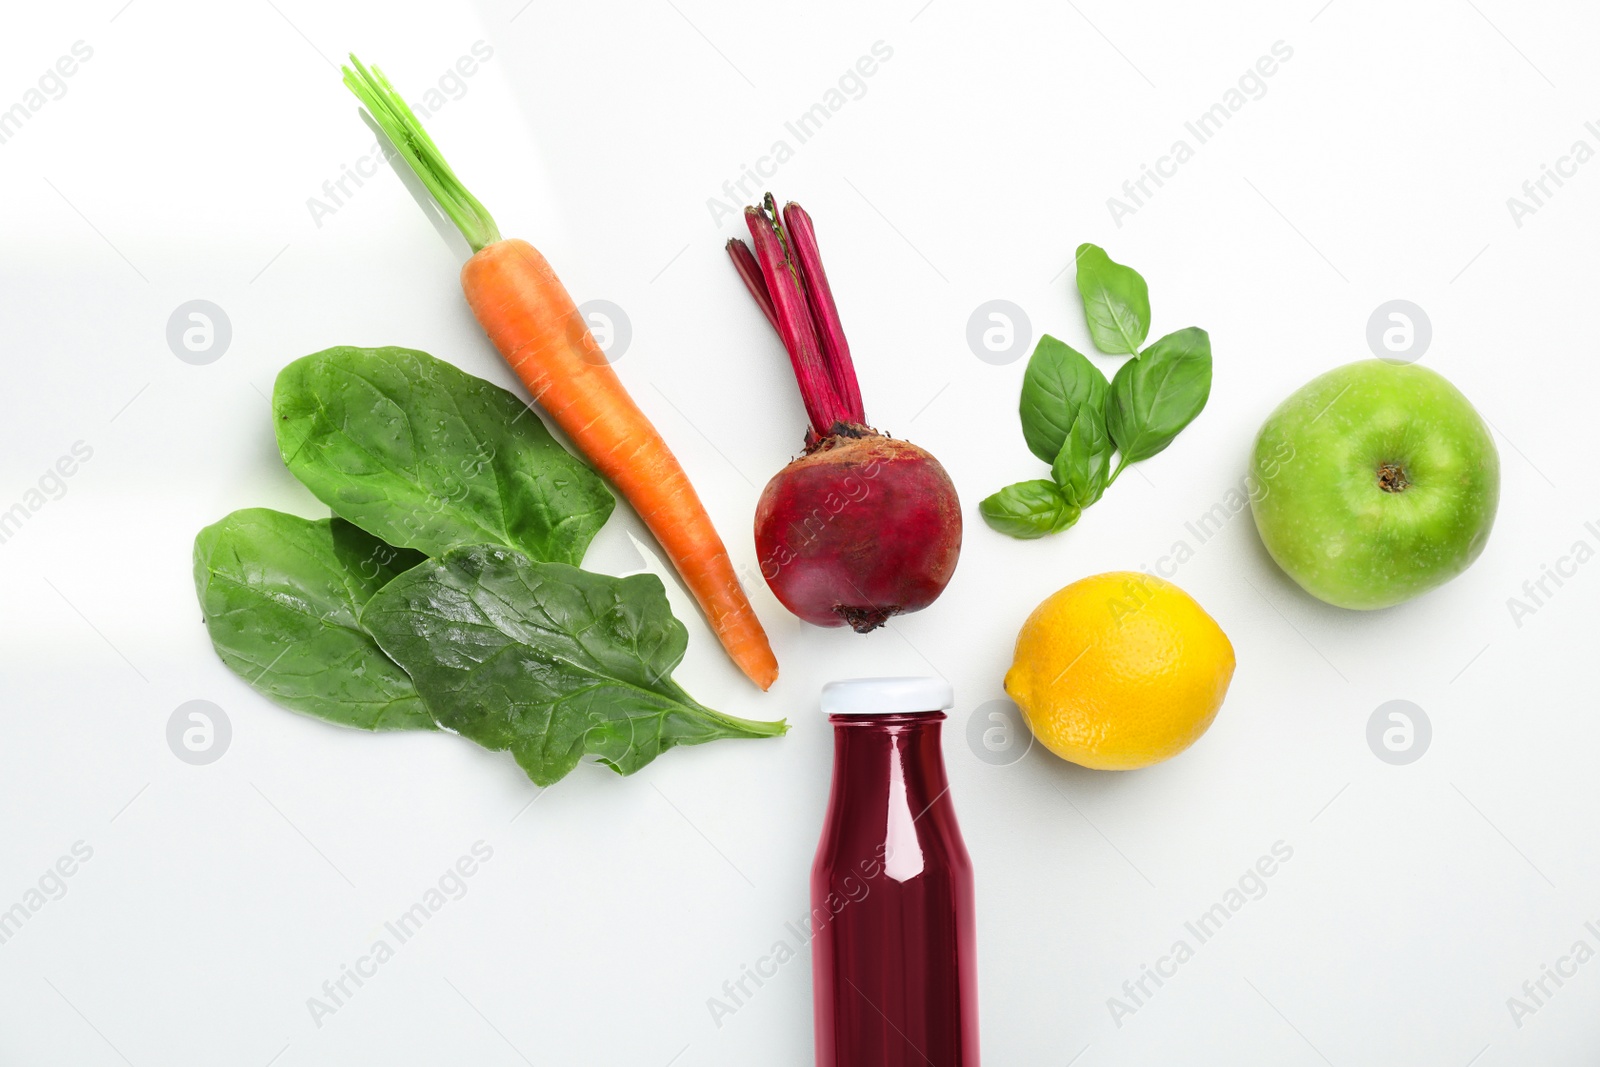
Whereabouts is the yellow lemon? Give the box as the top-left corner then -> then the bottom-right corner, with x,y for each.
1005,571 -> 1235,770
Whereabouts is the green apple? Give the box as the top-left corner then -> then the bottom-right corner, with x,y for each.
1249,360 -> 1499,609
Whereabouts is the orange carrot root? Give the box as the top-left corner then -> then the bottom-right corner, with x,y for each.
462,241 -> 779,689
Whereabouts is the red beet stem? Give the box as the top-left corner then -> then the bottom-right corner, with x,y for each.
744,202 -> 849,436
781,202 -> 865,425
725,239 -> 779,332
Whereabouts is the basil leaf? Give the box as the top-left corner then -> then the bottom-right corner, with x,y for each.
1075,244 -> 1150,356
1051,406 -> 1113,509
274,346 -> 614,567
361,545 -> 787,786
1106,327 -> 1213,464
1019,335 -> 1110,463
193,508 -> 435,731
979,480 -> 1081,539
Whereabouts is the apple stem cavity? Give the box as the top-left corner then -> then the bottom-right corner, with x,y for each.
1377,462 -> 1411,493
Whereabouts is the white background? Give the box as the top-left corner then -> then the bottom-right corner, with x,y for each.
1,0 -> 1596,1063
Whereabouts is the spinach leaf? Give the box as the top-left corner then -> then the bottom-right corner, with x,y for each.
1075,243 -> 1150,356
274,346 -> 614,567
979,480 -> 1081,539
361,545 -> 786,786
1051,406 -> 1114,509
1106,327 -> 1213,464
1019,335 -> 1110,463
193,508 -> 435,731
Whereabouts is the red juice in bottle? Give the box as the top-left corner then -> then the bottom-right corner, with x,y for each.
811,677 -> 979,1067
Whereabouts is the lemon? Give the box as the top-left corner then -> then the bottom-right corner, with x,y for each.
1005,571 -> 1235,770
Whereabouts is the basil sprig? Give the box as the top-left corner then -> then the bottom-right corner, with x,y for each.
981,246 -> 1212,540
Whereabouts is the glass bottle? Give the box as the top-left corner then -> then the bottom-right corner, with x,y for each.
811,677 -> 979,1066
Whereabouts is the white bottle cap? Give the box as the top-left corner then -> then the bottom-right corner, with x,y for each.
820,676 -> 955,716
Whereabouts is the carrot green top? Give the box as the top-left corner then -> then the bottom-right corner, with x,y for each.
342,54 -> 501,253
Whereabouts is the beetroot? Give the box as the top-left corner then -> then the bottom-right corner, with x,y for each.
728,195 -> 961,633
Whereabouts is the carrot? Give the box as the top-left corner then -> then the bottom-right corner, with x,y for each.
342,56 -> 778,690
